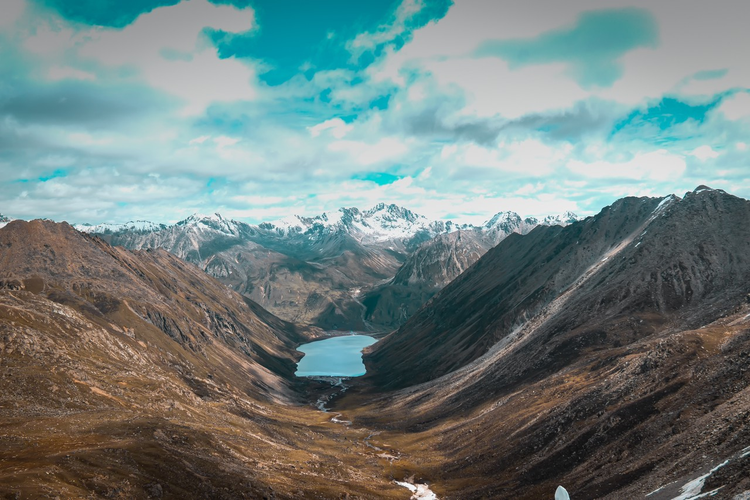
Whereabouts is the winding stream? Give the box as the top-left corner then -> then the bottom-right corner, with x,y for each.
297,335 -> 439,499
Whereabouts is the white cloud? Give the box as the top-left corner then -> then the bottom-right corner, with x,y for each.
231,195 -> 287,205
439,139 -> 569,175
347,0 -> 428,61
718,92 -> 750,121
369,0 -> 750,118
515,183 -> 544,195
0,0 -> 24,28
328,137 -> 409,166
189,135 -> 211,145
308,118 -> 353,139
567,149 -> 686,181
48,65 -> 96,81
426,58 -> 588,119
689,145 -> 720,161
417,166 -> 432,180
213,136 -> 240,148
737,142 -> 748,151
76,0 -> 257,114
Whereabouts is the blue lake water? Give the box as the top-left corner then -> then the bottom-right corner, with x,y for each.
295,334 -> 377,377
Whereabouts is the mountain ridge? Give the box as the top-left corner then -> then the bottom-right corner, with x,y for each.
344,185 -> 750,498
72,204 -> 580,330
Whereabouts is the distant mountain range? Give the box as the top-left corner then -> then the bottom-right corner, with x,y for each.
74,204 -> 581,330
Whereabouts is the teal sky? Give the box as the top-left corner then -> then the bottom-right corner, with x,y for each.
1,0 -> 749,225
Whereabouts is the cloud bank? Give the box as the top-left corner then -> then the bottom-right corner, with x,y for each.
0,0 -> 748,224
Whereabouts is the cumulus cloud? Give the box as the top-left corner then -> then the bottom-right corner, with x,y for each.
308,118 -> 353,139
567,149 -> 686,181
1,0 -> 749,225
328,137 -> 409,166
439,139 -> 569,176
689,145 -> 720,161
74,0 -> 258,114
718,92 -> 750,121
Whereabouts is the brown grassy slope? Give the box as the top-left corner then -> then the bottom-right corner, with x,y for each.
346,311 -> 750,499
0,220 -> 413,499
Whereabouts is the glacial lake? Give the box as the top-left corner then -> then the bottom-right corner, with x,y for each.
295,334 -> 377,377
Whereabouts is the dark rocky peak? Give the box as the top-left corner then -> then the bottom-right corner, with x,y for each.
682,185 -> 734,205
693,184 -> 717,193
337,207 -> 361,227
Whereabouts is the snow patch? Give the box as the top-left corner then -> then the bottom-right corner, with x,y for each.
670,460 -> 729,500
648,484 -> 669,496
654,194 -> 677,214
395,480 -> 438,500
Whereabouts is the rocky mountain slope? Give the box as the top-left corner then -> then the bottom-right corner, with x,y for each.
346,186 -> 750,498
363,230 -> 491,328
0,219 -> 426,499
4,187 -> 750,499
77,206 -> 443,330
77,206 -> 578,331
362,211 -> 580,329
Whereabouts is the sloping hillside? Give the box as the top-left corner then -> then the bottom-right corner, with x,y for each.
0,220 -> 414,499
345,187 -> 750,498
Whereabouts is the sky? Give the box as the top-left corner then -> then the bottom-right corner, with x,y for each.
1,0 -> 749,225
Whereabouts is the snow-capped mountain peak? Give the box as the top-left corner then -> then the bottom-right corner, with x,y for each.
74,220 -> 166,234
364,203 -> 420,224
175,212 -> 245,237
541,211 -> 581,226
483,211 -> 522,229
263,204 -> 434,242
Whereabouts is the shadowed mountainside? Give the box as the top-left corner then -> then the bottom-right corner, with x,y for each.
363,230 -> 490,329
344,186 -> 750,498
366,193 -> 668,388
